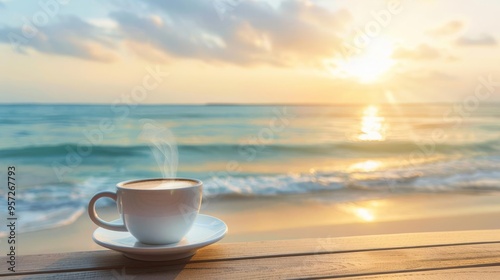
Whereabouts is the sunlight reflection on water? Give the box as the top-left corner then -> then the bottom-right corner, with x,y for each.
358,105 -> 387,141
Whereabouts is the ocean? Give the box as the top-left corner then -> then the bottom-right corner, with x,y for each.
1,103 -> 500,234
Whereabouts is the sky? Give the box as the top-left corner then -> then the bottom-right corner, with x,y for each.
0,0 -> 499,104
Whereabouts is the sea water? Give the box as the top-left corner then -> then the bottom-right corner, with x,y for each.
0,103 -> 499,234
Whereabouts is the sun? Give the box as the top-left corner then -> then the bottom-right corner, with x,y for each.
326,39 -> 396,83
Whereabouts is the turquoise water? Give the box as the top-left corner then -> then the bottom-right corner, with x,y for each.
1,103 -> 500,233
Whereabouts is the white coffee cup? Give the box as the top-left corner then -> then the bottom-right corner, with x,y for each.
88,178 -> 202,245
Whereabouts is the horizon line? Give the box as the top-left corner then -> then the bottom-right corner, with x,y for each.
1,101 -> 497,106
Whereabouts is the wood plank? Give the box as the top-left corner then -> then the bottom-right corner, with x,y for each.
2,229 -> 500,276
11,266 -> 500,280
6,242 -> 500,279
6,256 -> 500,280
334,265 -> 500,279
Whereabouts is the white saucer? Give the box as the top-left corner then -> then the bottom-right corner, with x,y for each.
92,214 -> 227,261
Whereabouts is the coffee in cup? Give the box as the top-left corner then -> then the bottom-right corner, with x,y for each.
88,178 -> 202,245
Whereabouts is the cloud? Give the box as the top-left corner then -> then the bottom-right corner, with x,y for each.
456,34 -> 497,46
427,20 -> 464,37
427,20 -> 496,47
399,68 -> 456,83
425,70 -> 456,81
111,0 -> 352,66
0,15 -> 118,62
392,69 -> 457,97
0,0 -> 352,66
393,44 -> 442,60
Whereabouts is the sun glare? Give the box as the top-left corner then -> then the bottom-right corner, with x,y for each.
358,105 -> 386,141
355,208 -> 375,222
326,39 -> 395,83
349,160 -> 382,172
340,203 -> 377,223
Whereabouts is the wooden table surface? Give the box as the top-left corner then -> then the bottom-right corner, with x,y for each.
2,230 -> 500,279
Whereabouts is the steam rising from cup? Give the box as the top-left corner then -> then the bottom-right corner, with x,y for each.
139,120 -> 178,179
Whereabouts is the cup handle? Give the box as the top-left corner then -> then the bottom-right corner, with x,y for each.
88,191 -> 127,231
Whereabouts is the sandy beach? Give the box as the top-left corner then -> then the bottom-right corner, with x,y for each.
4,192 -> 500,256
